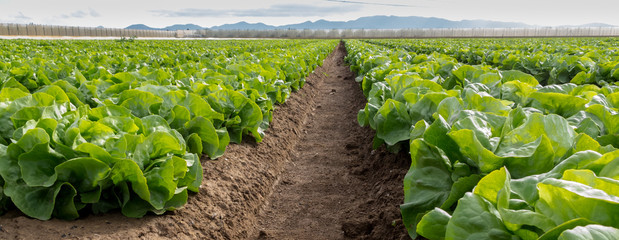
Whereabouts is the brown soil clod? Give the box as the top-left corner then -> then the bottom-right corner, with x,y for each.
0,41 -> 409,240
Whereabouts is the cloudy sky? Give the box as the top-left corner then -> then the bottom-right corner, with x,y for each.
0,0 -> 618,28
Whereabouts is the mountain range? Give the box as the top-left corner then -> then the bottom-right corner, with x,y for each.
126,15 -> 616,31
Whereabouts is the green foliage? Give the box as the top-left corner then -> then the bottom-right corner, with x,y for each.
345,39 -> 619,239
557,225 -> 619,240
367,38 -> 619,86
0,39 -> 337,219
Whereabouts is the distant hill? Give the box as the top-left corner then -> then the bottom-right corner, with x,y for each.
126,15 -> 616,31
564,23 -> 616,28
126,24 -> 158,30
277,16 -> 529,29
125,23 -> 203,31
209,16 -> 537,30
210,21 -> 276,30
164,24 -> 204,30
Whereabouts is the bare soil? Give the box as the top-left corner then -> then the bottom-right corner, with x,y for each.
254,42 -> 409,240
0,42 -> 409,240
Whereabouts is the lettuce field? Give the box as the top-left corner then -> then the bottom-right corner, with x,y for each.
0,37 -> 618,240
345,38 -> 619,239
0,39 -> 336,220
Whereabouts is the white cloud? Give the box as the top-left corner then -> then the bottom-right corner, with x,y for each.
152,4 -> 362,18
0,12 -> 33,24
60,9 -> 101,19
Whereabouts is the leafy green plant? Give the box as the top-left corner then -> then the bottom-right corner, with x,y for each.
0,39 -> 337,219
345,39 -> 619,239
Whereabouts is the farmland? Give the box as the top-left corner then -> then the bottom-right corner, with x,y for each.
0,37 -> 617,240
346,38 -> 619,239
0,39 -> 336,219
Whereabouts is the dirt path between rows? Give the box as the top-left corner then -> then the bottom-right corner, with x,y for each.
254,42 -> 409,240
0,41 -> 408,240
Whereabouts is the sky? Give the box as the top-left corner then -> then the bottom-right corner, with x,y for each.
0,0 -> 618,28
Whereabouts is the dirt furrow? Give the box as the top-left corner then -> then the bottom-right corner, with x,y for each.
254,42 -> 409,240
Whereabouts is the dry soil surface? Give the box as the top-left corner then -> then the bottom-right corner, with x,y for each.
0,41 -> 409,240
254,42 -> 409,240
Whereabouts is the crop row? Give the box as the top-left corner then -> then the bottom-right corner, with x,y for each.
0,39 -> 337,220
345,39 -> 619,239
366,38 -> 619,86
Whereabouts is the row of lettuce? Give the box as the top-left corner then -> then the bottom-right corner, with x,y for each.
344,39 -> 619,240
367,38 -> 619,86
0,39 -> 337,220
